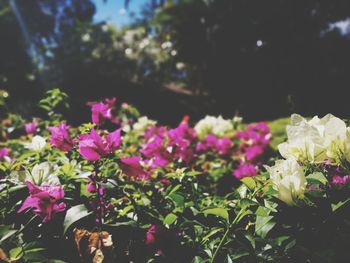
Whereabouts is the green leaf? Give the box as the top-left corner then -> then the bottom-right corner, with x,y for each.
0,225 -> 17,244
63,204 -> 92,235
191,256 -> 204,263
240,198 -> 257,210
186,171 -> 202,176
203,207 -> 229,221
9,247 -> 23,260
167,184 -> 181,196
201,228 -> 223,244
331,198 -> 350,212
306,172 -> 328,185
255,206 -> 269,217
163,213 -> 178,225
255,215 -> 276,238
104,221 -> 137,228
241,177 -> 256,189
168,192 -> 185,207
231,250 -> 249,260
0,185 -> 26,197
285,239 -> 296,251
236,184 -> 248,198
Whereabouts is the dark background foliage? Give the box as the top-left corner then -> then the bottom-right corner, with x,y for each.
1,0 -> 350,124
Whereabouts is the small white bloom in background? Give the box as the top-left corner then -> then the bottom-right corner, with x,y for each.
233,116 -> 243,124
7,161 -> 60,186
176,62 -> 185,70
266,158 -> 307,206
194,115 -> 233,139
122,124 -> 131,133
278,114 -> 350,163
125,48 -> 133,56
132,116 -> 157,132
24,135 -> 46,152
81,33 -> 91,42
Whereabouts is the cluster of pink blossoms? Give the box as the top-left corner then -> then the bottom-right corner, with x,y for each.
196,134 -> 233,155
0,147 -> 10,160
117,119 -> 198,182
119,156 -> 151,181
325,166 -> 350,188
78,129 -> 122,161
88,97 -> 118,126
141,121 -> 197,169
49,123 -> 75,152
233,122 -> 271,179
15,97 -> 273,225
18,182 -> 66,223
24,119 -> 38,135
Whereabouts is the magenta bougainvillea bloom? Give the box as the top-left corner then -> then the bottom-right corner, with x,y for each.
0,147 -> 10,160
233,163 -> 258,179
142,123 -> 197,168
24,120 -> 38,135
244,145 -> 265,161
119,156 -> 151,181
146,224 -> 159,245
141,136 -> 172,168
167,123 -> 196,163
143,126 -> 167,140
78,129 -> 121,161
18,181 -> 66,223
215,137 -> 233,155
89,97 -> 117,126
196,134 -> 233,155
331,175 -> 350,188
236,122 -> 271,146
48,123 -> 75,152
231,122 -> 271,179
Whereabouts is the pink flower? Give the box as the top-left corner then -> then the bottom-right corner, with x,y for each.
141,123 -> 196,168
141,136 -> 171,168
119,156 -> 151,181
48,123 -> 75,152
78,129 -> 121,161
196,134 -> 233,155
144,126 -> 167,140
0,147 -> 10,160
331,175 -> 350,188
245,145 -> 264,161
233,163 -> 258,179
24,120 -> 38,135
89,97 -> 117,126
18,181 -> 66,223
167,123 -> 196,163
146,225 -> 159,245
86,181 -> 97,193
215,137 -> 233,155
236,122 -> 271,146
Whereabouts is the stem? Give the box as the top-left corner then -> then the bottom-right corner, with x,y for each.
94,162 -> 103,229
210,209 -> 245,263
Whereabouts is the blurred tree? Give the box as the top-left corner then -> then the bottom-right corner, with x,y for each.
0,0 -> 40,116
3,0 -> 350,123
152,0 -> 350,120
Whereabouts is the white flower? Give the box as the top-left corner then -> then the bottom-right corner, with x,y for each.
8,161 -> 60,186
132,116 -> 156,132
278,114 -> 350,163
24,135 -> 46,152
194,115 -> 233,139
266,158 -> 307,206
